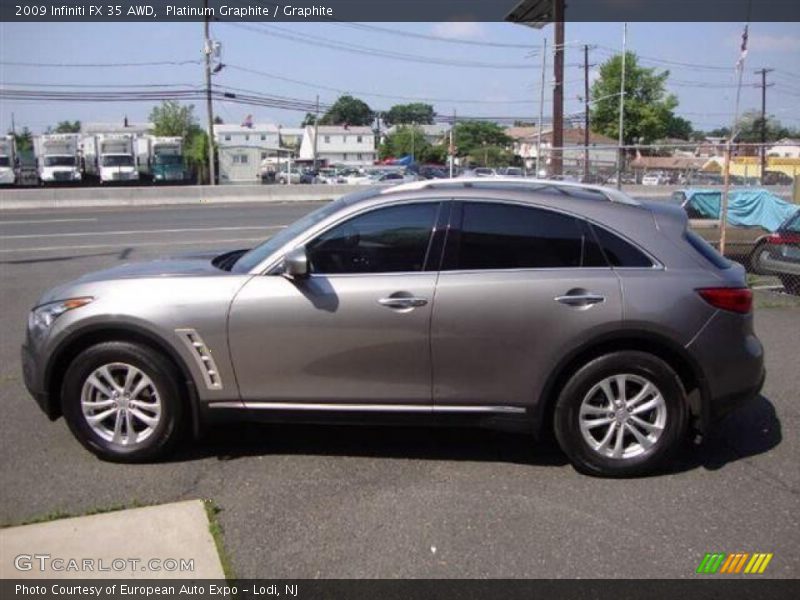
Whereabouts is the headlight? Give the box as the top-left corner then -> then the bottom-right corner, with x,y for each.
28,297 -> 93,339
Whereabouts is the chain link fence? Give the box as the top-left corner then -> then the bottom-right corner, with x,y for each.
516,141 -> 800,296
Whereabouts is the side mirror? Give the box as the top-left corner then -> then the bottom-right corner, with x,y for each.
282,246 -> 309,279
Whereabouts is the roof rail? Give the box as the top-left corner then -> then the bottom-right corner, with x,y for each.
380,177 -> 639,205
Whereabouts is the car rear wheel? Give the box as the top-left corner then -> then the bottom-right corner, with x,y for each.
61,341 -> 184,462
779,274 -> 800,295
554,351 -> 688,477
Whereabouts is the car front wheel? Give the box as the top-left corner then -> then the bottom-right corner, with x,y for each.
61,341 -> 184,462
554,351 -> 688,477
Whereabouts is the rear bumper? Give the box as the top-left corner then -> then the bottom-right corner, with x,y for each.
686,310 -> 765,427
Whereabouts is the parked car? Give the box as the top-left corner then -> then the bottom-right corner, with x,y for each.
761,171 -> 794,186
754,211 -> 800,294
299,170 -> 319,184
359,171 -> 418,186
277,168 -> 302,185
459,167 -> 497,178
605,174 -> 637,185
497,167 -> 525,178
418,165 -> 448,180
642,171 -> 669,186
22,179 -> 764,476
674,188 -> 799,269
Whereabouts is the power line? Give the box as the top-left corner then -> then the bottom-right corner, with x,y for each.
0,59 -> 202,68
224,64 -> 538,105
223,22 -> 535,69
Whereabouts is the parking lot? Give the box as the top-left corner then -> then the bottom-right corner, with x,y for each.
0,201 -> 798,578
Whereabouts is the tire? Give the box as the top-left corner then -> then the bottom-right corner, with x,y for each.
61,341 -> 185,462
747,241 -> 768,274
779,274 -> 800,295
554,351 -> 688,477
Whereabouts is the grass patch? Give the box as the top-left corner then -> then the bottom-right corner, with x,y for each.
753,288 -> 800,309
204,499 -> 236,581
2,500 -> 148,528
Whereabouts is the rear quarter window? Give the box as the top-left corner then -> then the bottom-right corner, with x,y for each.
590,224 -> 654,268
684,230 -> 732,269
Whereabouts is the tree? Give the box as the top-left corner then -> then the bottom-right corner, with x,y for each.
666,115 -> 693,140
213,116 -> 224,125
300,112 -> 316,127
11,127 -> 33,153
185,127 -> 210,184
590,52 -> 682,144
383,103 -> 435,126
379,125 -> 432,161
149,100 -> 199,138
320,95 -> 373,126
48,120 -> 81,134
452,122 -> 512,158
729,110 -> 795,143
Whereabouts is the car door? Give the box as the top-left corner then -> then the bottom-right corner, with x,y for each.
228,201 -> 444,407
431,200 -> 623,409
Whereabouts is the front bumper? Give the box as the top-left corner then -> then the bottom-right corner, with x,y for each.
21,341 -> 57,419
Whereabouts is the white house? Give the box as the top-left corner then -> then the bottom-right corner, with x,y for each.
298,126 -> 376,166
214,123 -> 280,184
507,126 -> 617,174
767,138 -> 800,159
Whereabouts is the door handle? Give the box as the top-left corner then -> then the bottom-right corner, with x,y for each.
555,293 -> 605,307
378,297 -> 428,309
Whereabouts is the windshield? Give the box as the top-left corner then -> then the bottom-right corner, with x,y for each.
44,156 -> 76,167
154,154 -> 182,166
0,157 -> 10,167
232,198 -> 347,273
102,155 -> 133,167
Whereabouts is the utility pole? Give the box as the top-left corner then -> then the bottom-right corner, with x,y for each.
536,37 -> 547,178
313,94 -> 320,170
449,109 -> 456,178
583,44 -> 590,182
203,1 -> 216,186
551,0 -> 565,177
615,23 -> 628,190
755,68 -> 774,180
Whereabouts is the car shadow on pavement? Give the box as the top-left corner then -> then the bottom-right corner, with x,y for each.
668,394 -> 782,474
172,422 -> 569,467
168,395 -> 779,474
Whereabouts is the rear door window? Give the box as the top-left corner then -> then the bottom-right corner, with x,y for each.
445,202 -> 606,270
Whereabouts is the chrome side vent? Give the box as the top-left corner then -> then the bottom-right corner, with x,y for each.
175,328 -> 223,390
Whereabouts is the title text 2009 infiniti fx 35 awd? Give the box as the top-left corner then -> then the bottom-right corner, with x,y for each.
22,180 -> 764,476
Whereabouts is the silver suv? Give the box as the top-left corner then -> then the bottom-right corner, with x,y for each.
22,180 -> 765,476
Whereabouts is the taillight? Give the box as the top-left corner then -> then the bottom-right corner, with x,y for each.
766,232 -> 800,245
697,288 -> 753,314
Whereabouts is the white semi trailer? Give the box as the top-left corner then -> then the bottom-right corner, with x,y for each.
34,134 -> 82,184
82,133 -> 139,183
0,135 -> 16,186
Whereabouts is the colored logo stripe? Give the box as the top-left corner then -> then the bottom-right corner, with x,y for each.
697,552 -> 773,574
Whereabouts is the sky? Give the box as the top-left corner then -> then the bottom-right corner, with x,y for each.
1,21 -> 799,135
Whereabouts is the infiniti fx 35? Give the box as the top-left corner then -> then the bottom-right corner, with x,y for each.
22,180 -> 764,476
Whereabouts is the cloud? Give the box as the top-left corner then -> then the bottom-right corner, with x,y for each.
430,21 -> 485,40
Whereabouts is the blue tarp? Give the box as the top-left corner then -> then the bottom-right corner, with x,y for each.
684,188 -> 800,232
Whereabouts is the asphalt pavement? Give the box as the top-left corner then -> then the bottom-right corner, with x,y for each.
0,201 -> 798,579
